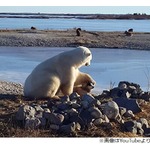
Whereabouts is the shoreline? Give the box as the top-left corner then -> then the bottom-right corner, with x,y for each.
0,29 -> 150,50
0,13 -> 150,20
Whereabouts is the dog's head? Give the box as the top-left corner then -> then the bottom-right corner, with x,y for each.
82,81 -> 95,92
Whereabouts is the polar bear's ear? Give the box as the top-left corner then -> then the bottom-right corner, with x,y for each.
85,53 -> 91,57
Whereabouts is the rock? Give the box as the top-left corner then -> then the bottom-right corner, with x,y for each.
138,118 -> 149,129
119,107 -> 127,116
101,122 -> 113,130
79,109 -> 93,126
102,115 -> 110,123
81,100 -> 89,109
103,101 -> 120,119
75,122 -> 81,131
124,110 -> 135,118
110,87 -> 120,98
113,98 -> 141,113
48,113 -> 64,125
35,111 -> 43,119
134,122 -> 144,135
41,104 -> 48,109
93,118 -> 105,126
33,105 -> 44,112
69,92 -> 80,100
138,129 -> 144,135
123,91 -> 131,98
123,120 -> 143,135
44,108 -> 51,113
128,85 -> 137,93
71,103 -> 81,109
89,99 -> 101,107
61,95 -> 70,102
57,103 -> 70,110
70,99 -> 77,103
69,115 -> 84,129
134,121 -> 142,129
25,117 -> 41,129
66,108 -> 78,117
118,81 -> 143,98
111,88 -> 131,98
16,105 -> 36,121
128,127 -> 137,134
50,124 -> 60,130
61,113 -> 69,124
39,117 -> 46,126
43,111 -> 51,120
144,128 -> 150,137
88,107 -> 102,119
124,120 -> 135,128
140,92 -> 150,101
59,122 -> 76,134
123,121 -> 137,134
118,82 -> 127,90
118,81 -> 140,90
81,93 -> 95,103
116,114 -> 124,123
97,90 -> 110,99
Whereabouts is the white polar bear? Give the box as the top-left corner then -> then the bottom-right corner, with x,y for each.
24,46 -> 93,99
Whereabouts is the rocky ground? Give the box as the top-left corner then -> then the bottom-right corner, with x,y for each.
0,29 -> 150,50
0,80 -> 150,137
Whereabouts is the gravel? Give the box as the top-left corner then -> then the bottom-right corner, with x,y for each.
0,80 -> 23,95
0,29 -> 150,50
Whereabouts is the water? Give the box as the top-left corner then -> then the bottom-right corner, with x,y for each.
1,47 -> 150,93
0,18 -> 149,32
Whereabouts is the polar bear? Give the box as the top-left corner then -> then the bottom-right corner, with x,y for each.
24,46 -> 93,99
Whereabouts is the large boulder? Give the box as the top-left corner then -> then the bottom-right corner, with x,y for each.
102,101 -> 120,120
16,105 -> 36,121
118,81 -> 143,98
113,98 -> 141,113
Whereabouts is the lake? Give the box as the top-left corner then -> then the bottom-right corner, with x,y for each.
0,18 -> 149,32
0,47 -> 150,93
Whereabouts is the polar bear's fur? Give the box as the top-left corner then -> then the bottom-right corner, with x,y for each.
24,46 -> 93,99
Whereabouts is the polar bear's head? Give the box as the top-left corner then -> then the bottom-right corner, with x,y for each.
59,46 -> 92,69
75,46 -> 92,68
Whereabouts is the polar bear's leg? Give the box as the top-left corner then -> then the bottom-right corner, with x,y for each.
61,81 -> 74,96
46,77 -> 61,98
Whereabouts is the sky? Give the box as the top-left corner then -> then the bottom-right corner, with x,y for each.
0,6 -> 150,14
0,0 -> 150,14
